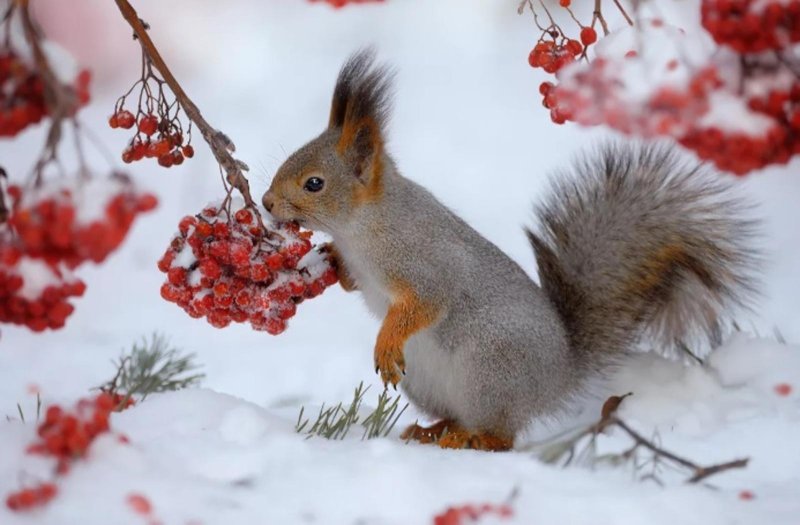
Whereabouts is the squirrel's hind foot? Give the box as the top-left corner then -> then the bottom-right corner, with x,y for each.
400,420 -> 459,444
437,429 -> 513,452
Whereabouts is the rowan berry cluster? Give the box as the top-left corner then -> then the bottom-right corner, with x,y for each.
5,392 -> 129,512
109,54 -> 193,168
433,502 -> 514,525
532,6 -> 800,175
0,176 -> 157,330
26,393 -> 118,474
110,108 -> 194,168
702,0 -> 800,53
158,201 -> 337,334
7,177 -> 157,267
0,248 -> 86,331
0,50 -> 90,137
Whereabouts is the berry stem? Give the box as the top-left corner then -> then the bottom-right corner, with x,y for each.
112,0 -> 258,211
593,0 -> 610,35
612,0 -> 634,27
17,0 -> 76,184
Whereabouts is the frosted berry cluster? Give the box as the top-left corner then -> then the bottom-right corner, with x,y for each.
8,177 -> 157,268
110,109 -> 194,168
0,247 -> 86,331
158,201 -> 338,334
433,502 -> 514,525
533,16 -> 800,175
0,49 -> 90,137
702,0 -> 800,53
26,393 -> 118,475
5,393 -> 129,512
1,176 -> 156,331
308,0 -> 385,8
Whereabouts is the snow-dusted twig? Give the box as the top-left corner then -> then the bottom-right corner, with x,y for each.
533,393 -> 749,485
112,0 -> 257,211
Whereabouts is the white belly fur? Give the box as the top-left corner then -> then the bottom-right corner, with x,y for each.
337,244 -> 462,421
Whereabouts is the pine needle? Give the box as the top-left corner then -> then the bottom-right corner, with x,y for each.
295,382 -> 409,441
97,333 -> 204,402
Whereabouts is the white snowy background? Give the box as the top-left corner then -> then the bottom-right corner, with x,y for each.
1,0 -> 799,524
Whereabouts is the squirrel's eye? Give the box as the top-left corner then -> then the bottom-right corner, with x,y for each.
303,177 -> 325,193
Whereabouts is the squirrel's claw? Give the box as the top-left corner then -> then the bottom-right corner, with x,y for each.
374,344 -> 404,388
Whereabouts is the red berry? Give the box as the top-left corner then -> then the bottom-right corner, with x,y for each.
115,110 -> 135,129
138,114 -> 158,136
580,27 -> 597,46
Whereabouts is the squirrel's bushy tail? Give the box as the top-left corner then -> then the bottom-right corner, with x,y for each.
526,144 -> 758,365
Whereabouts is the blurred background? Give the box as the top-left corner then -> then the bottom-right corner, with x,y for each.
0,0 -> 798,415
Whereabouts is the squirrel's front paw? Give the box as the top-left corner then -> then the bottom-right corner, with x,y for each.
319,242 -> 358,292
374,342 -> 405,388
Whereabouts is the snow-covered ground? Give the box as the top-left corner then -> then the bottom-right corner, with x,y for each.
1,0 -> 799,523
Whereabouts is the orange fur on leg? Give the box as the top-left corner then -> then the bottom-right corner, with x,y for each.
401,420 -> 459,444
374,283 -> 440,387
438,429 -> 513,452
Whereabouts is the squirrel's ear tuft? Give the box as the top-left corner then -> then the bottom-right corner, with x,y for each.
329,49 -> 394,171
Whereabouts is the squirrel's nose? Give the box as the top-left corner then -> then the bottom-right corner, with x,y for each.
262,192 -> 275,213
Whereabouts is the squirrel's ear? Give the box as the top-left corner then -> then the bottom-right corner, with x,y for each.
329,49 -> 394,182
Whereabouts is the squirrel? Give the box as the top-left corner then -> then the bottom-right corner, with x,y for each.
262,50 -> 758,451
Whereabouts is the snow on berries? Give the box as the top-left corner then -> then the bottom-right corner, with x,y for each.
530,11 -> 800,175
0,49 -> 90,137
0,250 -> 86,332
702,0 -> 800,53
0,175 -> 156,331
5,393 -> 128,512
158,200 -> 338,334
7,175 -> 157,268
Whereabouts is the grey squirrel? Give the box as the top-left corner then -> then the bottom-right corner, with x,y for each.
262,50 -> 757,451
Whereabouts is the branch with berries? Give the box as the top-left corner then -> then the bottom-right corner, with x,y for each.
111,0 -> 255,209
524,0 -> 800,176
1,0 -> 156,333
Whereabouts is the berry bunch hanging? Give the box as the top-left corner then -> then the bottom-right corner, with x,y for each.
0,2 -> 161,332
0,49 -> 90,137
701,0 -> 800,53
158,200 -> 338,334
0,175 -> 156,331
109,55 -> 194,168
7,176 -> 157,268
0,245 -> 87,331
524,1 -> 800,175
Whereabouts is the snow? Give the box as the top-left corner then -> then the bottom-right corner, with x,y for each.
14,257 -> 63,300
1,0 -> 799,523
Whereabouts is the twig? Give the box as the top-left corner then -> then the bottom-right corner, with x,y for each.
593,0 -> 610,35
17,0 -> 75,184
533,394 -> 750,485
612,0 -> 634,26
112,0 -> 256,210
